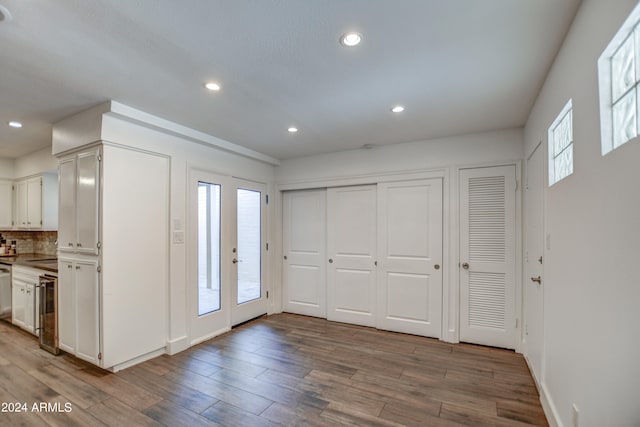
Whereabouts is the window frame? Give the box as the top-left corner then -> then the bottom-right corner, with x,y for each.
548,99 -> 574,187
598,2 -> 640,155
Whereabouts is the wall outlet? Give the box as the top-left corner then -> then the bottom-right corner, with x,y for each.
572,403 -> 579,427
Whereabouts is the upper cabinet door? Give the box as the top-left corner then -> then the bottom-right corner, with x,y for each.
76,149 -> 100,254
26,177 -> 42,229
0,180 -> 13,229
58,157 -> 77,252
15,181 -> 28,228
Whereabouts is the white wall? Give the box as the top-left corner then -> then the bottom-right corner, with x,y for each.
0,158 -> 13,179
276,128 -> 524,183
100,114 -> 276,354
13,147 -> 57,178
523,1 -> 640,426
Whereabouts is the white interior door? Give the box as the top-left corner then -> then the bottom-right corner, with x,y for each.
459,165 -> 517,349
283,189 -> 327,318
524,144 -> 545,379
231,179 -> 268,326
189,170 -> 230,344
377,179 -> 443,338
327,185 -> 377,327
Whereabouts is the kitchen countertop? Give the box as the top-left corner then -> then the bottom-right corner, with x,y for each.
0,253 -> 58,273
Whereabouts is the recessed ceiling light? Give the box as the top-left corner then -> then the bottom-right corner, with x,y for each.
340,32 -> 362,47
204,82 -> 221,91
8,121 -> 22,128
288,127 -> 298,133
391,105 -> 405,113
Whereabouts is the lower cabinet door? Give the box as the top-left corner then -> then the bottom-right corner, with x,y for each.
12,282 -> 25,328
57,258 -> 76,353
75,258 -> 100,365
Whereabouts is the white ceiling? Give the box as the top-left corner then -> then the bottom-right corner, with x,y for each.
0,0 -> 581,160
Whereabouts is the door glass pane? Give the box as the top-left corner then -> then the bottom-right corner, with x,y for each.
237,188 -> 261,304
198,182 -> 221,315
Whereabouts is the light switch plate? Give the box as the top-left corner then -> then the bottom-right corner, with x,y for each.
173,231 -> 185,244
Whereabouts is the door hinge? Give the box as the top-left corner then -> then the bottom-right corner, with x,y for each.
266,291 -> 269,299
515,318 -> 519,328
265,194 -> 269,205
97,154 -> 102,162
266,242 -> 269,251
97,265 -> 102,273
98,352 -> 102,360
97,242 -> 102,249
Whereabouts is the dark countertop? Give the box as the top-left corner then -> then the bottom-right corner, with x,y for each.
0,253 -> 58,273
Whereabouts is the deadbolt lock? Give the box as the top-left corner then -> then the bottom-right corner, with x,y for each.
461,262 -> 469,269
434,264 -> 440,270
328,259 -> 333,264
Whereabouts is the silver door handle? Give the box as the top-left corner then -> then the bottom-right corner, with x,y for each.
531,276 -> 541,284
461,262 -> 469,269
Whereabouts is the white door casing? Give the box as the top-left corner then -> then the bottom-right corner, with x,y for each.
524,144 -> 545,380
327,185 -> 377,327
283,189 -> 327,318
459,165 -> 517,349
377,179 -> 443,338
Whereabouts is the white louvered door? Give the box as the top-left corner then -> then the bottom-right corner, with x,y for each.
459,165 -> 516,349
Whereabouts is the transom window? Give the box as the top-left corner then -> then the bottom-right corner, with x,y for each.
599,2 -> 640,155
548,100 -> 573,186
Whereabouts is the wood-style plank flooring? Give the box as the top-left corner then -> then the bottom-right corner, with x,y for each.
0,314 -> 547,426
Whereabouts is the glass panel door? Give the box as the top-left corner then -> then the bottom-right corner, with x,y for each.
231,180 -> 268,325
236,188 -> 261,304
190,170 -> 228,344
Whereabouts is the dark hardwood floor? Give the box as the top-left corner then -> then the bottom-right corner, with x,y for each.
0,314 -> 547,426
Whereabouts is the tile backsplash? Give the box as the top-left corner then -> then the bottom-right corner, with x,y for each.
0,231 -> 58,256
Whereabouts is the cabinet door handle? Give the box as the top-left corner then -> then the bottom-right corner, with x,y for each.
69,242 -> 74,247
76,266 -> 80,270
67,264 -> 72,269
77,243 -> 82,247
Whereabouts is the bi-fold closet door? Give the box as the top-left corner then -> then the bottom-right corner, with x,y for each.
283,179 -> 443,338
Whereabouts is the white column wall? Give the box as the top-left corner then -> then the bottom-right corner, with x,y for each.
523,0 -> 640,425
101,114 -> 276,354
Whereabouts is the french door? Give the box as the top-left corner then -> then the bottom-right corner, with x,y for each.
231,179 -> 268,326
189,170 -> 267,344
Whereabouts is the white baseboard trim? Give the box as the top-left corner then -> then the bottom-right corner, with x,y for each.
540,382 -> 562,427
190,327 -> 231,347
523,354 -> 562,427
108,347 -> 166,373
166,335 -> 189,355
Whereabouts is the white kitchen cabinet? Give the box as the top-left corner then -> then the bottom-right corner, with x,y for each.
0,180 -> 13,228
14,173 -> 58,230
57,143 -> 168,370
11,266 -> 40,335
11,280 -> 25,327
58,257 -> 100,364
58,149 -> 100,254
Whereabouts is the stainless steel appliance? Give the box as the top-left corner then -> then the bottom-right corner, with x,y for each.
38,274 -> 59,355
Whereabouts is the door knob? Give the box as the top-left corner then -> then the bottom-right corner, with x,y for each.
232,258 -> 242,264
328,259 -> 333,264
434,264 -> 440,270
531,276 -> 541,284
461,262 -> 469,269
